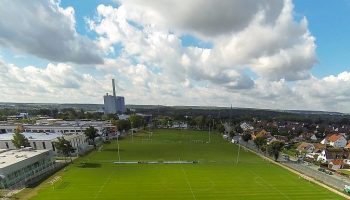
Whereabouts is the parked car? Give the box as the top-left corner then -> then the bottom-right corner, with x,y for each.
325,171 -> 333,175
318,168 -> 326,172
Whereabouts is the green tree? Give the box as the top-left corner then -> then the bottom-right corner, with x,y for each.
129,115 -> 144,128
254,136 -> 267,151
193,115 -> 205,129
54,137 -> 75,163
217,123 -> 225,134
229,130 -> 235,138
11,129 -> 30,149
242,133 -> 252,145
115,119 -> 131,132
103,114 -> 118,120
84,126 -> 98,148
235,125 -> 243,134
270,127 -> 279,136
267,141 -> 285,161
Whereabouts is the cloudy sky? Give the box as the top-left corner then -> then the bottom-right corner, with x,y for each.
0,0 -> 350,112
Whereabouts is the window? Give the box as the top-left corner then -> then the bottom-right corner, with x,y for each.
51,143 -> 55,151
33,142 -> 37,149
5,142 -> 9,149
42,142 -> 46,149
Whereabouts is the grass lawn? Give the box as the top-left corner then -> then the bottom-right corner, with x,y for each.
15,129 -> 345,200
338,169 -> 350,176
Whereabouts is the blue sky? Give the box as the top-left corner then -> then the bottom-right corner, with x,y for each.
1,0 -> 350,112
294,0 -> 350,77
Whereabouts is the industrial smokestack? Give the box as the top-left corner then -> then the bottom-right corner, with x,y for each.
112,79 -> 116,97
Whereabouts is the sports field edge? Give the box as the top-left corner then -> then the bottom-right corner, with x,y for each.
241,145 -> 350,199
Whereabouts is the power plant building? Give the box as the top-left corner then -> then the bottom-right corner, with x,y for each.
104,79 -> 126,114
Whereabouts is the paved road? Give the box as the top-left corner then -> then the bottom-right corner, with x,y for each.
285,162 -> 350,191
237,139 -> 350,191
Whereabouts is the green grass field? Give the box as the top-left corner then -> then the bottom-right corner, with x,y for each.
17,129 -> 345,199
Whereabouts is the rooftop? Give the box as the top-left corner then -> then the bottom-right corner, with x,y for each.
0,120 -> 113,127
327,134 -> 344,142
0,132 -> 64,141
0,149 -> 50,169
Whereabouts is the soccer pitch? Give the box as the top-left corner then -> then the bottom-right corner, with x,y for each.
19,129 -> 345,200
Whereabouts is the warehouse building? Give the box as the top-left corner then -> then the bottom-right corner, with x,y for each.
0,132 -> 88,155
0,148 -> 54,188
0,120 -> 115,136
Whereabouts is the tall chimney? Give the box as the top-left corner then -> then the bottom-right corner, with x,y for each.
112,79 -> 116,97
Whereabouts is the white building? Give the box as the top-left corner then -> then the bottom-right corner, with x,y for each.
320,134 -> 347,148
0,120 -> 114,135
317,148 -> 349,163
240,122 -> 254,131
0,149 -> 54,188
0,132 -> 88,155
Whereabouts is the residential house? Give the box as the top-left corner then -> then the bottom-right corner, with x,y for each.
313,143 -> 326,153
251,129 -> 270,140
346,142 -> 350,149
317,148 -> 349,163
321,134 -> 347,148
328,159 -> 345,170
297,142 -> 315,154
240,122 -> 254,132
310,134 -> 318,142
274,135 -> 288,143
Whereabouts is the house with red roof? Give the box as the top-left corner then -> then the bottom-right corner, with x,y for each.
328,159 -> 345,170
345,142 -> 350,149
320,134 -> 347,148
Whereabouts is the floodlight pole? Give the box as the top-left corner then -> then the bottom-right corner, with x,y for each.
208,124 -> 211,143
117,134 -> 121,162
149,126 -> 151,140
131,129 -> 134,143
236,138 -> 241,165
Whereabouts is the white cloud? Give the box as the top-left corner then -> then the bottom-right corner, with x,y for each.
293,72 -> 350,111
2,58 -> 350,112
89,0 -> 316,89
1,0 -> 349,113
119,0 -> 284,37
82,0 -> 333,110
89,4 -> 256,90
0,61 -> 105,103
0,0 -> 103,64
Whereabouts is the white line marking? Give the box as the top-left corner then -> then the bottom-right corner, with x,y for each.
181,166 -> 196,200
249,170 -> 290,200
94,172 -> 114,199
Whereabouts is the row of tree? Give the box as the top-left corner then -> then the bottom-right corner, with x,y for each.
241,133 -> 284,161
112,114 -> 145,132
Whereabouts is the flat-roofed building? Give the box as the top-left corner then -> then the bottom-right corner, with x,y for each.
0,120 -> 116,136
0,149 -> 54,188
0,132 -> 88,155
